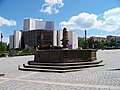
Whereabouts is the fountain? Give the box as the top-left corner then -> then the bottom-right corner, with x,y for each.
19,28 -> 104,73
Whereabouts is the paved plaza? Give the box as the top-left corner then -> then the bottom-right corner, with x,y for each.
0,50 -> 120,90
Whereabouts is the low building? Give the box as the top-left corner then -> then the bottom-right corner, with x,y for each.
107,35 -> 116,42
90,36 -> 107,42
115,36 -> 120,47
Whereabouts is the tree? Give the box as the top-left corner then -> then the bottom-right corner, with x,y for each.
110,39 -> 116,47
78,38 -> 84,48
100,40 -> 106,49
0,42 -> 7,52
88,39 -> 94,48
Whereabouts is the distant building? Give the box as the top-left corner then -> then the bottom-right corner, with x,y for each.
107,35 -> 116,42
106,35 -> 120,47
9,18 -> 78,49
114,36 -> 120,47
90,36 -> 107,42
116,36 -> 120,43
9,35 -> 14,49
23,29 -> 78,49
23,18 -> 54,31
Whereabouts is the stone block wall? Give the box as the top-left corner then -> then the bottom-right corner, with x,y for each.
34,49 -> 97,63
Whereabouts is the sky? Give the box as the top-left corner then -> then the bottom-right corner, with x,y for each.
0,0 -> 120,43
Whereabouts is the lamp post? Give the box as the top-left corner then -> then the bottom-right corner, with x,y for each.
0,33 -> 3,51
0,33 -> 5,76
83,30 -> 88,49
85,30 -> 87,43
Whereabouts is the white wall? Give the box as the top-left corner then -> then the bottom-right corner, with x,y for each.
68,31 -> 78,49
53,30 -> 57,46
9,35 -> 14,49
57,30 -> 78,49
35,21 -> 54,30
23,18 -> 54,30
57,30 -> 63,47
14,30 -> 22,48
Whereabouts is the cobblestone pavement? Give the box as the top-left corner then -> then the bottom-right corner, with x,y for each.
0,50 -> 120,90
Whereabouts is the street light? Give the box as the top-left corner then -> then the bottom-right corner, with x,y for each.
0,33 -> 3,51
83,30 -> 88,49
0,33 -> 5,76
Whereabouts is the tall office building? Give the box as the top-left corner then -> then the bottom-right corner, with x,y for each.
14,30 -> 22,48
23,18 -> 54,31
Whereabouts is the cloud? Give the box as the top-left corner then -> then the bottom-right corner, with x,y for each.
40,0 -> 64,14
98,7 -> 120,32
60,12 -> 99,30
60,7 -> 120,32
0,16 -> 16,27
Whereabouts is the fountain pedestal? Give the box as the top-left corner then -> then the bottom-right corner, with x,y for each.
34,49 -> 97,63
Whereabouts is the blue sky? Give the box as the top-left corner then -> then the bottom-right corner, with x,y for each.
0,0 -> 120,43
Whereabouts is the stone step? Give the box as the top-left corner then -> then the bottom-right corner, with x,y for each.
18,65 -> 82,73
28,60 -> 103,66
19,61 -> 105,73
22,62 -> 105,70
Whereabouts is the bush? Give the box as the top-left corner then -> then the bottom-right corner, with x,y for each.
8,48 -> 36,57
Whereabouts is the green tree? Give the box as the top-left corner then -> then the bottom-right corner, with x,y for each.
88,39 -> 94,48
110,39 -> 116,47
0,42 -> 7,52
100,40 -> 106,49
78,38 -> 84,48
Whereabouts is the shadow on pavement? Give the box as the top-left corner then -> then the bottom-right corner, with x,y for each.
109,68 -> 120,71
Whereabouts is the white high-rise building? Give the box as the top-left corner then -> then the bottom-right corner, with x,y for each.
14,30 -> 22,48
23,18 -> 54,31
9,35 -> 14,49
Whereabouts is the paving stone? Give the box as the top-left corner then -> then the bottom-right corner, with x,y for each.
0,50 -> 120,90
